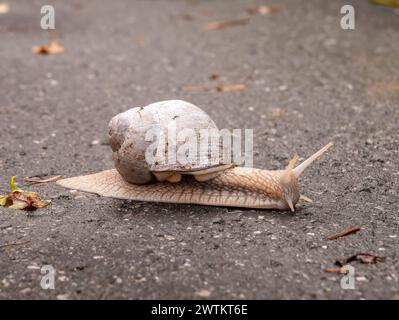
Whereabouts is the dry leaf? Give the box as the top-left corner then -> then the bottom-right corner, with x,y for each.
33,41 -> 65,55
0,176 -> 51,210
9,175 -> 19,192
246,5 -> 284,15
209,73 -> 220,80
335,253 -> 385,267
0,2 -> 9,14
204,18 -> 249,30
24,175 -> 62,184
184,83 -> 245,92
0,195 -> 11,206
324,267 -> 344,273
327,226 -> 361,240
368,81 -> 399,94
271,108 -> 285,118
12,190 -> 51,208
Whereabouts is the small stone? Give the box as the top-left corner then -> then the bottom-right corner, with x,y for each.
27,265 -> 40,270
135,277 -> 146,283
58,276 -> 67,282
212,217 -> 223,224
20,288 -> 32,294
164,235 -> 175,241
195,289 -> 211,299
91,139 -> 100,145
57,294 -> 69,300
356,276 -> 368,282
324,38 -> 337,46
1,278 -> 10,287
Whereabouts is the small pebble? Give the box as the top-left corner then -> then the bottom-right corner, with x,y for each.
356,276 -> 368,282
195,289 -> 211,299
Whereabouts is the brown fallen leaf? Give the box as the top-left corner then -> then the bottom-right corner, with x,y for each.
327,226 -> 361,240
209,73 -> 220,81
204,18 -> 249,30
271,108 -> 285,118
324,267 -> 344,273
32,40 -> 65,55
368,81 -> 399,94
184,83 -> 246,93
0,176 -> 51,210
246,5 -> 284,15
12,190 -> 50,208
24,175 -> 62,184
335,253 -> 385,267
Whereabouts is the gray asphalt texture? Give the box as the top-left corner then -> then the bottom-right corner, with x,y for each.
1,0 -> 398,300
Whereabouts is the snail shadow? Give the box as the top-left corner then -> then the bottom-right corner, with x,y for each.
108,197 -> 298,222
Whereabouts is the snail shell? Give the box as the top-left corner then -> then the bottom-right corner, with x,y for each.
108,100 -> 231,184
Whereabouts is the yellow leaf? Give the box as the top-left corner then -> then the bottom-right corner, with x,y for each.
9,176 -> 20,192
1,176 -> 51,210
371,0 -> 399,7
0,195 -> 9,206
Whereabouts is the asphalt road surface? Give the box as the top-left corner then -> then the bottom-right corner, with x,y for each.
0,0 -> 398,299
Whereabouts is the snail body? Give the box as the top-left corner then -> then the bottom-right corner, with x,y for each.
57,100 -> 333,211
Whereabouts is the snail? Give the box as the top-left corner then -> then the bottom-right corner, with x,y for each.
57,100 -> 333,211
